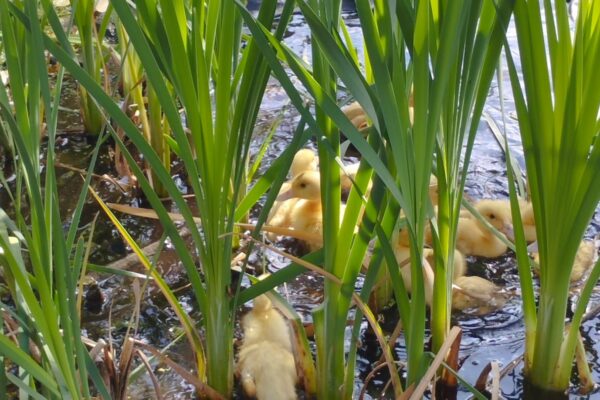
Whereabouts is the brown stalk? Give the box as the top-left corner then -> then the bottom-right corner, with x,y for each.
135,348 -> 163,400
132,339 -> 226,400
400,326 -> 462,400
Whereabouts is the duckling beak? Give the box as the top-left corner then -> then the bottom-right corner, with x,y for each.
277,189 -> 293,201
527,241 -> 539,253
503,223 -> 514,241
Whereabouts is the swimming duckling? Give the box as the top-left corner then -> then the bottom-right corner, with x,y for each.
398,246 -> 466,307
289,148 -> 318,179
342,100 -> 415,130
370,231 -> 467,311
342,101 -> 370,131
532,240 -> 598,282
455,199 -> 514,258
428,175 -> 439,206
519,201 -> 536,242
238,293 -> 297,400
279,171 -> 347,251
267,149 -> 318,239
423,248 -> 467,282
340,161 -> 374,197
369,242 -> 436,311
283,171 -> 324,251
487,199 -> 536,242
571,240 -> 598,281
452,276 -> 511,314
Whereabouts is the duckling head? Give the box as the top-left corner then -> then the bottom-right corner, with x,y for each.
475,200 -> 514,239
277,171 -> 321,201
252,294 -> 273,313
291,149 -> 318,177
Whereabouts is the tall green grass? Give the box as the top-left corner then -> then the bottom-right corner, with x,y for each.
116,21 -> 170,196
506,0 -> 600,392
45,0 -> 295,396
0,0 -> 109,397
238,0 -> 513,396
69,0 -> 110,135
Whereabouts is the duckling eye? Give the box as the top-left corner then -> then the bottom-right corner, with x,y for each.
300,182 -> 307,189
489,213 -> 496,220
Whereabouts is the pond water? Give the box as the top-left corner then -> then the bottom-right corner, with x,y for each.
4,2 -> 599,399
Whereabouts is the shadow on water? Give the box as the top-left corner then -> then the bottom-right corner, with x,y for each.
2,3 -> 599,399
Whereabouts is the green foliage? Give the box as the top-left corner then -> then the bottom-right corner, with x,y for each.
238,0 -> 513,397
46,0 -> 295,396
70,0 -> 111,134
0,0 -> 109,397
506,0 -> 600,391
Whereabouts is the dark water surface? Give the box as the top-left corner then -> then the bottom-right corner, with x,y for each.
4,3 -> 598,399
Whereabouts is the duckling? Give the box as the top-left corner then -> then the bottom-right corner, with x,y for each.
238,293 -> 297,400
370,231 -> 467,311
342,101 -> 370,131
340,161 -> 374,197
289,149 -> 318,180
485,199 -> 536,242
423,248 -> 467,282
428,175 -> 439,206
455,199 -> 514,258
452,276 -> 511,314
342,100 -> 415,130
267,149 -> 318,239
277,171 -> 344,250
369,242 -> 436,311
399,247 -> 467,307
532,240 -> 598,282
519,201 -> 536,242
572,240 -> 597,281
282,171 -> 325,251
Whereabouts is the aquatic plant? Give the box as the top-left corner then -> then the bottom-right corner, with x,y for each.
0,0 -> 109,397
238,0 -> 513,397
116,21 -> 170,197
45,0 -> 294,396
506,0 -> 600,393
69,0 -> 111,135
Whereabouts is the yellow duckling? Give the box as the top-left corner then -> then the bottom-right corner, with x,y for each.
571,240 -> 598,281
488,199 -> 536,242
455,199 -> 514,258
428,175 -> 440,206
370,232 -> 467,311
519,201 -> 536,242
340,161 -> 375,196
289,148 -> 318,180
267,149 -> 318,239
238,293 -> 297,400
342,99 -> 415,130
452,276 -> 512,314
342,101 -> 370,131
281,171 -> 324,251
284,171 -> 348,251
269,169 -> 350,250
532,240 -> 598,282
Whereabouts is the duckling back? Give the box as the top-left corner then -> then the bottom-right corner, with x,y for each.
238,341 -> 297,400
238,294 -> 297,400
452,276 -> 511,314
